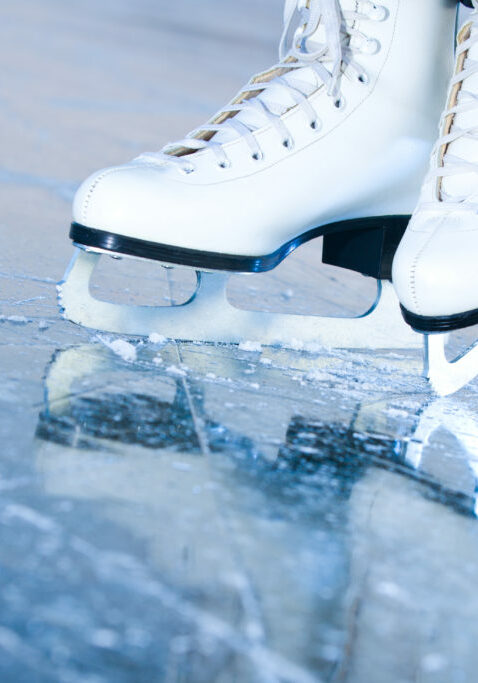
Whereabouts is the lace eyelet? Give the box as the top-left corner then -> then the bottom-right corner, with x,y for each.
180,164 -> 196,175
334,96 -> 346,110
362,38 -> 381,55
310,119 -> 322,131
366,3 -> 388,21
218,160 -> 231,169
357,72 -> 369,85
252,151 -> 264,162
283,137 -> 294,150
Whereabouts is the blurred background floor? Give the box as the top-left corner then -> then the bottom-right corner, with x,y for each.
1,1 -> 478,681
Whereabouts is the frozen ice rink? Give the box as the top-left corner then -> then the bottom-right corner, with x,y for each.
2,1 -> 478,681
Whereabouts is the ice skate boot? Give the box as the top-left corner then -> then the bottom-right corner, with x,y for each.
60,0 -> 455,348
393,2 -> 478,396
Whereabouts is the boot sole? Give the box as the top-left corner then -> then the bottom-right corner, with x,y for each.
70,215 -> 409,280
401,306 -> 478,333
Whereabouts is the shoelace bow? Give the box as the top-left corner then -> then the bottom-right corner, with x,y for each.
430,0 -> 478,208
138,0 -> 383,173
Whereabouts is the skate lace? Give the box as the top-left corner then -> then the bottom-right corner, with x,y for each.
427,2 -> 478,210
137,0 -> 386,173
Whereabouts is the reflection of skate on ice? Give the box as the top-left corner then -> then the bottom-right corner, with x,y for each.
394,5 -> 478,395
268,397 -> 478,677
34,345 -> 343,679
59,0 -> 455,349
36,345 -> 202,452
358,397 -> 478,516
343,413 -> 478,681
35,344 -> 478,678
402,399 -> 478,515
37,343 -> 295,457
279,397 -> 478,518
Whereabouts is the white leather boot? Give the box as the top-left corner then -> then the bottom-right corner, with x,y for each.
393,2 -> 478,396
60,0 -> 455,347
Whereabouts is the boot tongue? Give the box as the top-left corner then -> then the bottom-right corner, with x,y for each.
282,0 -> 356,60
211,0 -> 356,145
305,0 -> 356,47
441,22 -> 478,201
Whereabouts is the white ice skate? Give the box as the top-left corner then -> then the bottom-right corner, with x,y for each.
59,0 -> 455,349
393,3 -> 478,396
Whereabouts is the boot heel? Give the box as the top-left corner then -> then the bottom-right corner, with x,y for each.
322,216 -> 410,280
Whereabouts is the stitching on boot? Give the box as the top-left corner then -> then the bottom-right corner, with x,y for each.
409,220 -> 445,316
409,245 -> 427,315
81,164 -> 168,222
82,168 -> 125,223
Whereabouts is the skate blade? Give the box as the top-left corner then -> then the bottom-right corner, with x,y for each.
57,247 -> 422,349
425,334 -> 478,396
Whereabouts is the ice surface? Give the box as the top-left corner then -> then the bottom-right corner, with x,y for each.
1,1 -> 478,682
